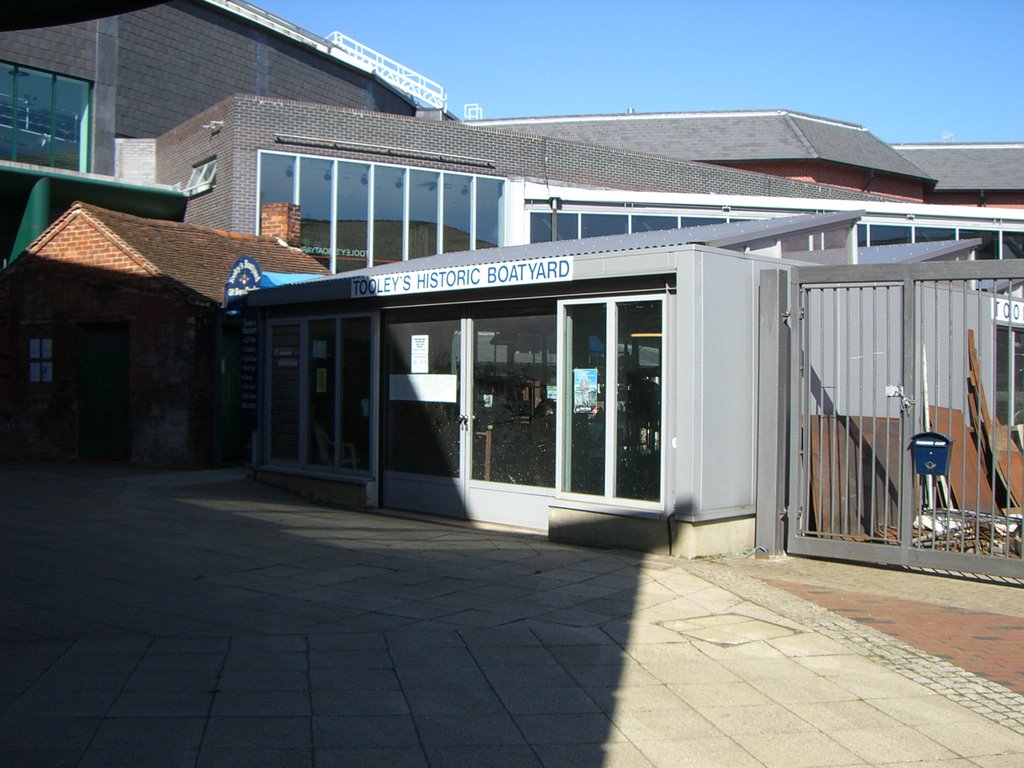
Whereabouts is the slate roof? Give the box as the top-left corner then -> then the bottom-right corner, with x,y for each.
892,144 -> 1024,191
476,110 -> 933,182
27,202 -> 329,304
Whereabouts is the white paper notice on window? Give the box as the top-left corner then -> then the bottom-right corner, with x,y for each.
389,374 -> 457,403
410,335 -> 429,374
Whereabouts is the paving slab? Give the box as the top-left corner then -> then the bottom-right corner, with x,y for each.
2,462 -> 1024,767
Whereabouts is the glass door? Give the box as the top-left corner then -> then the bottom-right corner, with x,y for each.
381,308 -> 558,527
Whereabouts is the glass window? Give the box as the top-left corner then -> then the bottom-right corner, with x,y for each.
581,214 -> 628,239
373,166 -> 405,264
472,313 -> 556,486
564,304 -> 607,496
0,64 -> 90,170
959,229 -> 997,260
52,75 -> 89,171
475,178 -> 503,249
857,224 -> 868,248
1002,232 -> 1024,260
335,161 -> 369,272
408,169 -> 439,259
270,324 -> 301,462
16,68 -> 53,166
339,317 -> 372,471
299,157 -> 333,269
632,215 -> 678,232
915,226 -> 955,243
995,327 -> 1024,425
869,225 -> 911,246
442,173 -> 471,254
616,302 -> 662,501
259,153 -> 295,209
308,319 -> 336,466
530,211 -> 579,243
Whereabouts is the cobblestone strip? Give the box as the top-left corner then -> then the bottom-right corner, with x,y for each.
679,559 -> 1024,735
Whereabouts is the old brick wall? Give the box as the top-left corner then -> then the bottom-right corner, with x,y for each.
723,160 -> 927,202
0,215 -> 219,467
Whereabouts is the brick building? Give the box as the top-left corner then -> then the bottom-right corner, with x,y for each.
0,202 -> 327,467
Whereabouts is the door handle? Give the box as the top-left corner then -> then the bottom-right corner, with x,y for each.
458,414 -> 469,428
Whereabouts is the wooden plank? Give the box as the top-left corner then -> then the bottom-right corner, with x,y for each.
930,406 -> 996,514
966,330 -> 1017,511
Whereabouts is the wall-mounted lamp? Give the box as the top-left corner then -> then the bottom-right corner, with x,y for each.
202,120 -> 224,134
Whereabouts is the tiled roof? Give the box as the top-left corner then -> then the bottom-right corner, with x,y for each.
476,110 -> 933,182
39,202 -> 329,304
893,144 -> 1024,191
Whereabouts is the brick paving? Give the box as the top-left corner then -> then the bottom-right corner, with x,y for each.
765,580 -> 1024,695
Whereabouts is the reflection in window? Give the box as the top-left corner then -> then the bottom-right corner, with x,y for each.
472,313 -> 556,486
564,304 -> 606,496
616,302 -> 662,501
476,178 -> 503,249
259,153 -> 295,207
409,169 -> 439,258
959,229 -> 997,260
0,64 -> 90,171
681,216 -> 725,228
632,215 -> 678,232
308,320 -> 336,466
339,318 -> 372,471
443,173 -> 471,253
582,214 -> 628,238
374,166 -> 405,264
915,226 -> 956,243
299,157 -> 333,268
336,162 -> 369,271
869,225 -> 911,246
270,324 -> 301,462
995,327 -> 1024,425
1004,232 -> 1024,260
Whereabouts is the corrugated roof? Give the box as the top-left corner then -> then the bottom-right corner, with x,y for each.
893,144 -> 1024,191
27,202 -> 329,304
476,110 -> 933,182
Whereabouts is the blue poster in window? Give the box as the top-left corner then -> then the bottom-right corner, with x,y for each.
573,368 -> 599,413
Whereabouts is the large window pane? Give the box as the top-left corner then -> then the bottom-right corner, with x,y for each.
52,75 -> 88,171
270,324 -> 300,462
632,215 -> 678,232
616,302 -> 662,501
16,68 -> 52,166
869,224 -> 911,246
1002,232 -> 1024,260
442,173 -> 472,253
681,216 -> 725,228
384,318 -> 461,476
335,161 -> 369,271
307,319 -> 336,466
472,313 -> 556,486
373,166 -> 405,264
260,154 -> 295,207
531,211 -> 579,242
915,226 -> 955,243
581,214 -> 628,239
0,68 -> 13,161
299,157 -> 333,269
959,229 -> 997,260
475,178 -> 503,249
409,169 -> 439,258
564,304 -> 606,495
339,318 -> 372,471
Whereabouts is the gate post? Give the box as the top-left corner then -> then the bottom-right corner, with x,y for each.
755,269 -> 790,555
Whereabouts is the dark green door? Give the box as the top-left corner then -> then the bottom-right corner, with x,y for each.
77,323 -> 130,461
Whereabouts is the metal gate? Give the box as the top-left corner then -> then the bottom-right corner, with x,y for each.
785,262 -> 1024,578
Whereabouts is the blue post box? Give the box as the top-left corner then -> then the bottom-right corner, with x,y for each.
908,432 -> 952,476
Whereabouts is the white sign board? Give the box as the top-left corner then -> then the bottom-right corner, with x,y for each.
993,297 -> 1024,327
410,335 -> 429,374
350,256 -> 573,299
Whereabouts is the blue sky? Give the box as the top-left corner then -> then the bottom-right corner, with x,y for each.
256,0 -> 1023,144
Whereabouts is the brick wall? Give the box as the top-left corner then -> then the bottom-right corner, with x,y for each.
0,215 -> 219,467
158,95 -> 897,235
260,203 -> 301,246
924,191 -> 1024,210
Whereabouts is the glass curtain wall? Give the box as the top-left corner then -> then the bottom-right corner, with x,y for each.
258,152 -> 504,270
0,63 -> 90,170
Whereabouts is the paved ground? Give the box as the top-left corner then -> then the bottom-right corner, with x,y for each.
1,462 -> 1023,768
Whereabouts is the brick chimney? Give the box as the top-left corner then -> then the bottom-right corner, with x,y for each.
260,203 -> 301,247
